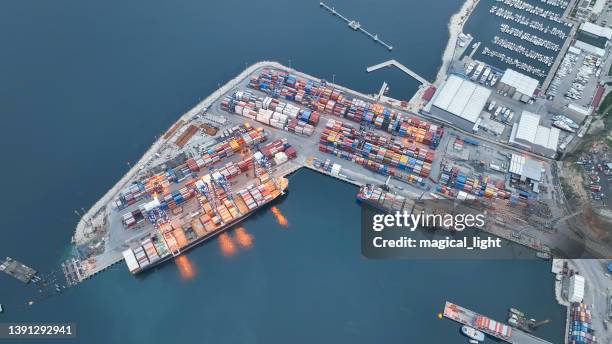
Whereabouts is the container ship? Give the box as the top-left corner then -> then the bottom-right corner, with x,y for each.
120,130 -> 294,275
123,168 -> 288,275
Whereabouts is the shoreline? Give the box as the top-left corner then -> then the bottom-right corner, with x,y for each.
434,0 -> 480,86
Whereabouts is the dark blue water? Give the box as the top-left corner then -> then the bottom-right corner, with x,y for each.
0,1 -> 565,343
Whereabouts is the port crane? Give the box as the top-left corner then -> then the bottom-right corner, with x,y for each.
212,171 -> 243,216
196,180 -> 224,225
507,308 -> 550,332
145,207 -> 167,228
310,80 -> 327,110
253,151 -> 283,194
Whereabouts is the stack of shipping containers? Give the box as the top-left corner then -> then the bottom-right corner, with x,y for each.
438,164 -> 509,200
569,303 -> 596,343
115,124 -> 267,212
247,69 -> 444,149
319,119 -> 432,187
473,315 -> 512,340
221,89 -> 318,136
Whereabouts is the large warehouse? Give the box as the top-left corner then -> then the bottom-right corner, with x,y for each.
496,69 -> 539,102
574,22 -> 612,56
509,111 -> 560,157
429,74 -> 491,131
509,153 -> 543,192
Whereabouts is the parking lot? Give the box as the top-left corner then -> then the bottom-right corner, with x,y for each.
577,141 -> 612,208
548,48 -> 603,109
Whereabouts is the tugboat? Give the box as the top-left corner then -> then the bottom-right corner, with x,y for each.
461,325 -> 485,342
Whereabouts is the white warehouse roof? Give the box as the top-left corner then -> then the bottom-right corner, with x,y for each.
574,40 -> 606,57
500,69 -> 539,97
534,126 -> 561,152
580,22 -> 612,40
509,154 -> 542,181
512,111 -> 560,155
568,274 -> 585,303
514,111 -> 540,143
432,75 -> 491,123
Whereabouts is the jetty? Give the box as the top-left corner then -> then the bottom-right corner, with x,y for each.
366,59 -> 430,86
319,2 -> 393,51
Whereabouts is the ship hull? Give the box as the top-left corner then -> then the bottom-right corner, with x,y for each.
131,188 -> 286,275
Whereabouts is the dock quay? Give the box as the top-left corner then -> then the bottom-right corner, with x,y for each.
541,24 -> 577,93
366,59 -> 430,86
469,41 -> 481,59
319,2 -> 393,51
375,81 -> 388,101
443,301 -> 553,344
61,258 -> 85,287
0,257 -> 38,283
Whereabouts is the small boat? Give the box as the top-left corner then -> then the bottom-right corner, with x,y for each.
537,252 -> 552,260
466,61 -> 476,74
552,120 -> 576,133
490,74 -> 499,86
0,304 -> 3,313
461,325 -> 485,342
552,115 -> 579,129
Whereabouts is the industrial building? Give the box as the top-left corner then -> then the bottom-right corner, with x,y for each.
566,103 -> 592,121
509,111 -> 560,158
574,22 -> 612,56
429,74 -> 491,132
573,0 -> 607,22
567,274 -> 585,303
496,69 -> 539,102
509,153 -> 543,192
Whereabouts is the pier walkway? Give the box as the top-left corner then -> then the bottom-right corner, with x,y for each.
319,2 -> 393,51
443,301 -> 553,344
376,81 -> 388,101
366,59 -> 430,86
469,41 -> 481,59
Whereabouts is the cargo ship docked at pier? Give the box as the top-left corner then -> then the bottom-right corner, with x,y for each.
118,125 -> 295,275
122,173 -> 288,275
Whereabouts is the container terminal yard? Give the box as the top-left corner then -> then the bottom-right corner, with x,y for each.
68,61 -> 577,282
60,57 -> 604,343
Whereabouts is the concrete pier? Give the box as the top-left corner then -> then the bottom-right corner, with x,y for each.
541,25 -> 577,93
443,301 -> 554,344
376,81 -> 388,101
319,2 -> 393,51
366,59 -> 430,85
